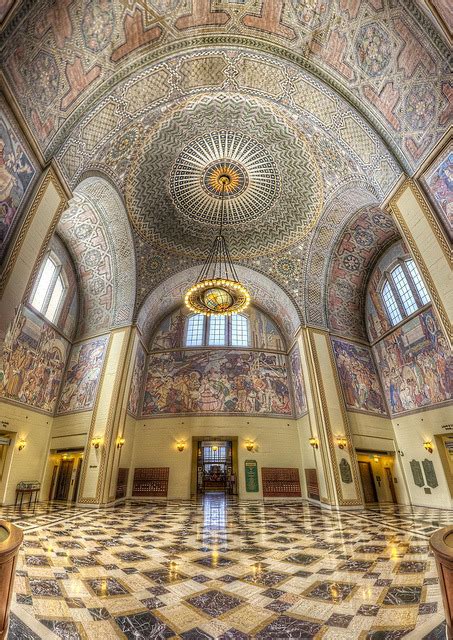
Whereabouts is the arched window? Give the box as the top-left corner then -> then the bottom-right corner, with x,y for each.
184,313 -> 250,348
381,259 -> 430,326
30,254 -> 67,324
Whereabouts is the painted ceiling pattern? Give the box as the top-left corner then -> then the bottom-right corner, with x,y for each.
1,0 -> 449,171
126,94 -> 323,259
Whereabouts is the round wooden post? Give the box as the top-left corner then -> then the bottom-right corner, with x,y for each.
430,526 -> 453,640
0,520 -> 23,639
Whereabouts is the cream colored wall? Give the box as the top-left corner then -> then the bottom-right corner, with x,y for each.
131,415 -> 304,500
0,401 -> 52,504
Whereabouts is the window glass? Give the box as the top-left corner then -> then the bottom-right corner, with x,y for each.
382,281 -> 402,326
31,257 -> 56,313
406,259 -> 430,305
391,265 -> 418,315
186,314 -> 204,347
46,275 -> 64,323
208,315 -> 226,346
231,314 -> 249,347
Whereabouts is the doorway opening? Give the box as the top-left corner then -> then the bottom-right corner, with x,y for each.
48,449 -> 84,502
356,450 -> 398,504
191,437 -> 238,496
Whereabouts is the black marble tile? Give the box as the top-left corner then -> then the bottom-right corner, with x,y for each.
382,586 -> 423,606
366,629 -> 413,639
7,613 -> 41,640
115,612 -> 175,639
16,594 -> 33,605
29,579 -> 62,597
40,619 -> 82,640
242,570 -> 288,587
255,615 -> 322,639
304,580 -> 356,603
397,561 -> 427,573
143,568 -> 187,584
86,577 -> 129,596
180,628 -> 214,640
419,602 -> 438,615
265,599 -> 292,612
358,605 -> 380,616
326,613 -> 353,628
422,621 -> 447,639
285,553 -> 319,565
186,589 -> 243,617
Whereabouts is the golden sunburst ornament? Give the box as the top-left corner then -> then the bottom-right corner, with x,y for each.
185,174 -> 251,315
208,165 -> 241,194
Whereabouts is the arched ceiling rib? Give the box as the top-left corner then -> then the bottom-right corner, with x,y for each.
1,0 -> 449,172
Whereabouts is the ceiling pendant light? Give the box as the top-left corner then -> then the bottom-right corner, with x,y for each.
185,174 -> 251,316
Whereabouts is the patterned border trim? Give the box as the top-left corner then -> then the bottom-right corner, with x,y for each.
308,328 -> 362,507
0,168 -> 67,297
388,180 -> 452,344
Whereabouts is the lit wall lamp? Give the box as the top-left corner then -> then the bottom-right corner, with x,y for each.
91,436 -> 102,449
117,437 -> 125,449
336,436 -> 347,450
18,439 -> 26,451
176,441 -> 185,452
423,441 -> 433,454
309,437 -> 319,449
245,440 -> 255,452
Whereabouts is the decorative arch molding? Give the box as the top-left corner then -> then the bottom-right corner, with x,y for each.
325,205 -> 400,340
57,176 -> 136,339
136,265 -> 301,346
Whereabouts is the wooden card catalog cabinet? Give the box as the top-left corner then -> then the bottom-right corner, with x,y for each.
132,468 -> 169,497
430,527 -> 453,640
261,467 -> 301,497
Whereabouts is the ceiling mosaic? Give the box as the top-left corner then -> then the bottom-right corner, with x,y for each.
1,0 -> 449,171
126,94 -> 323,259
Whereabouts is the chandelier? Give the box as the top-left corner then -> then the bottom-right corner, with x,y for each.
185,172 -> 251,316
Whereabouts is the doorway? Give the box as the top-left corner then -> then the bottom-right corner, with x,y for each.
54,459 -> 74,500
191,438 -> 238,496
358,461 -> 378,503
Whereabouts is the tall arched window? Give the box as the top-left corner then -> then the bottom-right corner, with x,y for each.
184,313 -> 250,348
30,253 -> 67,324
381,258 -> 430,326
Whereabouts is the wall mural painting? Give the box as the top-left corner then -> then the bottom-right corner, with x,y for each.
57,335 -> 109,414
289,343 -> 307,418
331,337 -> 388,416
0,305 -> 69,413
0,98 -> 37,259
422,146 -> 452,241
373,308 -> 453,415
151,309 -> 186,351
128,341 -> 146,416
142,349 -> 292,417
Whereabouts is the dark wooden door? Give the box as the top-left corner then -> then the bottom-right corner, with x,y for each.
55,460 -> 74,501
358,461 -> 378,503
384,466 -> 397,504
72,458 -> 82,502
305,468 -> 320,501
48,465 -> 58,501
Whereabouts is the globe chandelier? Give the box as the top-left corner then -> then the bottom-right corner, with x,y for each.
185,172 -> 251,316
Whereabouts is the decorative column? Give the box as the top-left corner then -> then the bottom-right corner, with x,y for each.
388,179 -> 452,346
303,328 -> 363,508
77,326 -> 137,507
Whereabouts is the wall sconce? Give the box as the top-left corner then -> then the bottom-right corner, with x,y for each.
245,440 -> 255,452
309,437 -> 319,449
373,455 -> 379,463
423,441 -> 433,454
117,437 -> 125,449
176,441 -> 185,452
17,439 -> 26,451
91,436 -> 102,449
336,436 -> 347,450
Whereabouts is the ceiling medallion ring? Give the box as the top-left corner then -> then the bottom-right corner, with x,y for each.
169,129 -> 281,227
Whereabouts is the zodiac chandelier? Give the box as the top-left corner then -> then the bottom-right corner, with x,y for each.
185,172 -> 250,316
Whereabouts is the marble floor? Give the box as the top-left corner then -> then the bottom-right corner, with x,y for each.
6,496 -> 451,640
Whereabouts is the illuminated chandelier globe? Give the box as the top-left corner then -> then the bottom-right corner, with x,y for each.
185,172 -> 251,316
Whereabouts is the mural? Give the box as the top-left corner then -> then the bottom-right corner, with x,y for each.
289,343 -> 307,418
0,97 -> 37,259
142,349 -> 292,417
331,338 -> 387,416
57,335 -> 109,414
422,145 -> 453,241
127,341 -> 146,416
0,305 -> 69,413
373,308 -> 453,415
151,308 -> 186,351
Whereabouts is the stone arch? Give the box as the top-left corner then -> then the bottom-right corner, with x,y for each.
57,175 -> 136,339
136,265 -> 301,347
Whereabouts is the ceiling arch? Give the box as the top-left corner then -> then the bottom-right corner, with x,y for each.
57,176 -> 136,339
2,0 -> 448,171
136,265 -> 301,346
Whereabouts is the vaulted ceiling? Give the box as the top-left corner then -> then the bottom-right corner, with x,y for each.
1,0 -> 450,343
